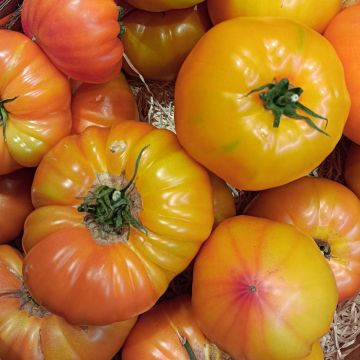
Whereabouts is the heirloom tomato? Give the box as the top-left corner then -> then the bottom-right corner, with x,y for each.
0,168 -> 34,244
175,17 -> 350,191
22,121 -> 214,326
122,4 -> 211,81
207,0 -> 341,33
0,30 -> 71,175
21,0 -> 124,83
246,176 -> 360,303
345,142 -> 360,198
324,5 -> 360,145
0,245 -> 136,360
192,216 -> 337,360
122,295 -> 230,360
71,73 -> 139,134
124,0 -> 205,12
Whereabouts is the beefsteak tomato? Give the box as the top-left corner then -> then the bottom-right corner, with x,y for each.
0,29 -> 71,175
175,17 -> 350,191
207,0 -> 342,33
192,215 -> 337,360
71,73 -> 139,134
0,168 -> 34,244
246,176 -> 360,303
345,142 -> 360,198
22,121 -> 214,326
121,4 -> 211,81
0,245 -> 136,360
21,0 -> 124,83
124,0 -> 205,12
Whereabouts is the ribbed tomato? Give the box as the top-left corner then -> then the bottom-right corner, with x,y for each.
246,176 -> 360,303
71,73 -> 139,134
0,168 -> 34,244
175,17 -> 350,191
22,121 -> 214,326
192,215 -> 337,360
0,30 -> 71,175
21,0 -> 124,83
0,245 -> 136,360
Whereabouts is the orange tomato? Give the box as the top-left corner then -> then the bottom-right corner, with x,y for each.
0,30 -> 71,175
246,176 -> 360,303
175,17 -> 350,191
122,4 -> 211,81
21,0 -> 124,83
304,342 -> 324,360
22,122 -> 214,326
0,168 -> 34,244
122,295 -> 229,359
124,0 -> 205,12
71,73 -> 139,134
207,0 -> 342,33
0,245 -> 136,360
192,215 -> 337,360
324,5 -> 360,145
345,142 -> 360,198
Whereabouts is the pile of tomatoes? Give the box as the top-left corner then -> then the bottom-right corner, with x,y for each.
1,0 -> 360,359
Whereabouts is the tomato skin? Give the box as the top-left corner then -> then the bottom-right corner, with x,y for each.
0,29 -> 71,175
345,143 -> 360,198
175,17 -> 350,191
0,168 -> 34,244
71,73 -> 139,134
0,245 -> 136,360
192,215 -> 337,360
207,0 -> 342,33
21,0 -> 124,83
122,5 -> 211,81
23,122 -> 214,325
122,295 -> 229,360
246,176 -> 360,303
324,5 -> 360,145
124,0 -> 205,12
304,342 -> 323,360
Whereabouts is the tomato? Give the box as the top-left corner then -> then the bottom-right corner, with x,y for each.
207,0 -> 342,33
121,4 -> 211,81
71,73 -> 139,134
245,176 -> 360,303
22,121 -> 214,326
0,245 -> 136,360
175,17 -> 350,191
192,215 -> 337,360
324,5 -> 360,145
0,168 -> 34,244
209,172 -> 236,227
122,295 -> 230,359
344,142 -> 360,199
21,0 -> 124,83
0,30 -> 71,175
304,343 -> 324,360
124,0 -> 205,12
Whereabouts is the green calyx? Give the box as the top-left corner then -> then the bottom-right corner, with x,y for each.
117,6 -> 126,37
0,96 -> 17,142
78,146 -> 148,237
245,78 -> 329,136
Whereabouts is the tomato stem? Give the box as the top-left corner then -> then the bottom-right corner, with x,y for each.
0,96 -> 17,142
117,6 -> 126,37
177,331 -> 197,360
245,78 -> 329,136
315,238 -> 332,260
77,146 -> 149,238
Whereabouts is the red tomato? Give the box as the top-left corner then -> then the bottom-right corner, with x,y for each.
246,176 -> 360,303
0,168 -> 34,244
21,0 -> 124,83
324,5 -> 360,145
124,0 -> 205,12
22,122 -> 214,326
175,17 -> 350,191
345,142 -> 360,199
0,29 -> 71,175
192,215 -> 337,360
121,4 -> 211,81
122,295 -> 229,359
71,73 -> 139,134
0,245 -> 136,360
